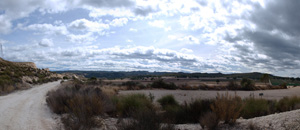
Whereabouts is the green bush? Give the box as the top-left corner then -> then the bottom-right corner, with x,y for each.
158,95 -> 179,109
115,94 -> 153,117
241,98 -> 270,119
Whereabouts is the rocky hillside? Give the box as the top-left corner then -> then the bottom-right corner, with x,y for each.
0,58 -> 63,94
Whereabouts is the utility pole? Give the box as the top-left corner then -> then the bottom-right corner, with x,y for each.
0,43 -> 3,58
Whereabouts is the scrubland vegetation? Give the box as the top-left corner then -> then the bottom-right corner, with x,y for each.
121,78 -> 287,91
46,79 -> 300,130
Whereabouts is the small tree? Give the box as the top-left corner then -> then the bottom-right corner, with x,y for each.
216,79 -> 220,84
260,74 -> 269,85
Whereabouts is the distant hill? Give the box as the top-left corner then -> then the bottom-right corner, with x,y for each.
0,58 -> 62,94
55,71 -> 167,79
55,70 -> 293,80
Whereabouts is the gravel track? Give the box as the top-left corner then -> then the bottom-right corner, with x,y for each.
0,81 -> 61,130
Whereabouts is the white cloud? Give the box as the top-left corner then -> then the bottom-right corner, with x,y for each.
148,20 -> 165,28
0,16 -> 12,34
178,35 -> 200,44
110,18 -> 128,27
180,48 -> 193,53
23,23 -> 69,35
69,19 -> 109,33
129,28 -> 138,32
67,32 -> 97,44
39,38 -> 53,47
80,0 -> 135,8
88,8 -> 134,17
167,35 -> 177,40
126,39 -> 133,43
148,20 -> 172,31
164,26 -> 172,31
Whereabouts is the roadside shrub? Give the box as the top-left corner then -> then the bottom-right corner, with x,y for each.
240,78 -> 255,90
158,95 -> 179,109
199,112 -> 219,130
122,81 -> 139,90
211,93 -> 243,125
119,109 -> 163,130
115,94 -> 153,117
241,98 -> 270,119
151,79 -> 177,90
227,80 -> 240,90
176,99 -> 212,123
161,98 -> 213,124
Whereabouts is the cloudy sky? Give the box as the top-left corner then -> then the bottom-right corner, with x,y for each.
0,0 -> 299,77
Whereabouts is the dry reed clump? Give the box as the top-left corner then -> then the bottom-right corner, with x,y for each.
210,92 -> 244,125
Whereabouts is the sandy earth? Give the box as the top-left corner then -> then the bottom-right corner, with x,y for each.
120,87 -> 300,104
0,81 -> 61,130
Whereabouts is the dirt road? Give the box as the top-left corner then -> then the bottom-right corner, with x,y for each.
0,81 -> 61,130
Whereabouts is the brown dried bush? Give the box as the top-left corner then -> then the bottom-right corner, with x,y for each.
46,83 -> 114,130
211,93 -> 243,125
